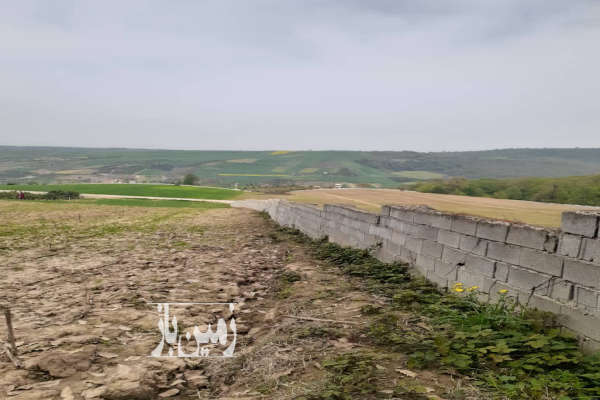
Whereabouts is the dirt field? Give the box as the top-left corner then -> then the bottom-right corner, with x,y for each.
0,200 -> 481,399
283,188 -> 598,227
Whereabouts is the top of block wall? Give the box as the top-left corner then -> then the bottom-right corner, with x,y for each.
383,204 -> 559,251
323,204 -> 380,224
561,211 -> 600,238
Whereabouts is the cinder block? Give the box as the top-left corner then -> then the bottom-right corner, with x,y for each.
416,254 -> 437,272
386,218 -> 407,233
561,211 -> 599,238
441,247 -> 467,267
549,279 -> 574,303
508,266 -> 552,296
414,210 -> 453,230
381,205 -> 392,217
558,233 -> 583,258
581,337 -> 600,354
464,254 -> 496,277
506,224 -> 552,250
361,233 -> 380,249
434,259 -> 459,280
563,259 -> 600,289
459,235 -> 488,256
324,204 -> 380,224
388,207 -> 415,223
489,281 -> 522,302
437,229 -> 461,248
426,270 -> 448,289
456,268 -> 495,293
487,242 -> 521,265
400,247 -> 417,265
369,224 -> 393,241
544,233 -> 559,253
379,216 -> 394,229
577,286 -> 599,309
557,307 -> 600,341
495,262 -> 510,282
391,230 -> 407,246
581,238 -> 600,264
451,215 -> 479,236
476,220 -> 510,242
405,237 -> 424,254
421,240 -> 443,259
527,295 -> 562,314
378,240 -> 408,264
404,223 -> 439,241
519,248 -> 564,277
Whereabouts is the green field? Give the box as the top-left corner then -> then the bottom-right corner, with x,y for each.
0,183 -> 242,200
90,198 -> 230,208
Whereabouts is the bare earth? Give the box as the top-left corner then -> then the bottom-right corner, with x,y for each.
0,201 -> 482,399
283,188 -> 599,227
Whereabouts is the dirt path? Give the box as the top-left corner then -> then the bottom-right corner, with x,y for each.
0,202 -> 478,399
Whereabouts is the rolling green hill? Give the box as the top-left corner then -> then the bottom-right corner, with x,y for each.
2,146 -> 600,188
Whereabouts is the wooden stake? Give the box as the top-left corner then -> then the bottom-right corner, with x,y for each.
3,306 -> 23,368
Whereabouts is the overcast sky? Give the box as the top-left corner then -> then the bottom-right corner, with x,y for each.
1,1 -> 599,151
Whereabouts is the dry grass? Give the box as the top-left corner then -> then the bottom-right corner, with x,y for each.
282,188 -> 600,227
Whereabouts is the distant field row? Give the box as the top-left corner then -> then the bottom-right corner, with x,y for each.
0,184 -> 242,200
0,197 -> 229,209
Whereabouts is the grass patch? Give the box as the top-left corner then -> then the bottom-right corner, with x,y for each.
277,226 -> 600,400
301,352 -> 379,400
275,270 -> 302,299
0,184 -> 241,200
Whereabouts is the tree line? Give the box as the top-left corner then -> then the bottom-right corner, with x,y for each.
411,175 -> 600,206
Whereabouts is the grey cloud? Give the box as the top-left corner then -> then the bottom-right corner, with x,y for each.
0,1 -> 599,151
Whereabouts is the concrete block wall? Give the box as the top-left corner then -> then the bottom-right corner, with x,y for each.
235,199 -> 600,351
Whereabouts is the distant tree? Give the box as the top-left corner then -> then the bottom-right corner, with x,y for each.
183,174 -> 199,185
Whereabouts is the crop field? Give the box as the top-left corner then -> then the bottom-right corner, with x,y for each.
285,188 -> 599,227
0,184 -> 242,200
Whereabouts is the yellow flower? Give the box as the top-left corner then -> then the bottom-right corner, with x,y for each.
453,282 -> 464,287
454,287 -> 465,293
498,289 -> 508,294
468,286 -> 479,292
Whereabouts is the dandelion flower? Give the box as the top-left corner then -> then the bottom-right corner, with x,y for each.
498,289 -> 508,294
468,286 -> 479,292
453,282 -> 464,287
455,287 -> 465,293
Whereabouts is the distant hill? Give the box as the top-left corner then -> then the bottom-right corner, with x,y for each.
412,175 -> 600,206
1,146 -> 600,188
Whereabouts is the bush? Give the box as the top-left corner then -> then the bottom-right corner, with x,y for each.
183,173 -> 199,185
0,190 -> 80,200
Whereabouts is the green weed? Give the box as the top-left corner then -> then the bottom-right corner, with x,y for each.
278,226 -> 600,400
